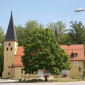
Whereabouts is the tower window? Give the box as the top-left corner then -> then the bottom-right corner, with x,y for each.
10,47 -> 12,50
9,43 -> 11,46
6,48 -> 8,51
5,43 -> 8,46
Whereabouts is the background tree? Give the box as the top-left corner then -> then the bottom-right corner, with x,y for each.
47,21 -> 72,44
15,25 -> 26,46
16,20 -> 43,46
0,26 -> 4,77
69,21 -> 85,44
22,28 -> 70,81
25,20 -> 43,38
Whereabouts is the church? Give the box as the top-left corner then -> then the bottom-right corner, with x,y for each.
2,10 -> 85,78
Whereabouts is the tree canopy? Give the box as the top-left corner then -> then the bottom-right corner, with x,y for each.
15,20 -> 85,46
15,20 -> 44,46
0,26 -> 4,76
69,21 -> 85,44
47,21 -> 72,44
21,28 -> 70,76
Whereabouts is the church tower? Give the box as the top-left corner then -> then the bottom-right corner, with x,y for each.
2,10 -> 18,78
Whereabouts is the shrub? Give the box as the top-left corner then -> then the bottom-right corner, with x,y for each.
72,75 -> 83,80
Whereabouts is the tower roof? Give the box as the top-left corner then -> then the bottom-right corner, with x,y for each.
55,28 -> 58,43
5,11 -> 18,42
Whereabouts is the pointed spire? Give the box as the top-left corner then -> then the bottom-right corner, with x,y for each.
55,27 -> 58,43
5,10 -> 18,42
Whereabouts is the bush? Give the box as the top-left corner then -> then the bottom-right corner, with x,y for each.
72,75 -> 83,80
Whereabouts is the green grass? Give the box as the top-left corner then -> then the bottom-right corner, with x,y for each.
54,78 -> 80,82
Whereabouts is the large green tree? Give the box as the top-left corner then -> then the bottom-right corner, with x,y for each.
22,28 -> 70,81
47,21 -> 72,45
69,21 -> 85,44
0,26 -> 4,77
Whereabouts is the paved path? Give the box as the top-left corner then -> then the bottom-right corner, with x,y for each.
0,79 -> 85,85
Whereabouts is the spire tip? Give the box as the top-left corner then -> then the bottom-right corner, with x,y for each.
11,6 -> 13,13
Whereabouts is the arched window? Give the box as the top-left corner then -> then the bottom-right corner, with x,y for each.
9,43 -> 11,46
6,48 -> 8,51
10,47 -> 12,50
79,67 -> 81,72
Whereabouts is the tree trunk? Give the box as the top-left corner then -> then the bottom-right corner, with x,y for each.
45,76 -> 48,81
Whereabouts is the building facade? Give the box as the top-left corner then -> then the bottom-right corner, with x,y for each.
61,45 -> 85,77
2,11 -> 85,78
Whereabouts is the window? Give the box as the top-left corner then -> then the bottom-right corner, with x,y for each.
84,62 -> 85,69
10,47 -> 12,50
8,72 -> 10,75
8,66 -> 10,68
74,61 -> 78,66
79,67 -> 81,72
73,53 -> 77,58
21,69 -> 23,74
9,43 -> 11,46
5,43 -> 8,46
6,48 -> 8,51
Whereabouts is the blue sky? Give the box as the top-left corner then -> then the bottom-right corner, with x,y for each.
0,0 -> 85,34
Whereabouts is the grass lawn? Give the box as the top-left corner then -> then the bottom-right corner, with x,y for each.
54,78 -> 81,82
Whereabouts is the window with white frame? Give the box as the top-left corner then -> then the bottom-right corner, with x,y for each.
74,61 -> 78,66
73,53 -> 77,58
21,69 -> 23,74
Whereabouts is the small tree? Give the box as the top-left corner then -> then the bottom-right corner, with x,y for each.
0,26 -> 4,77
22,28 -> 70,81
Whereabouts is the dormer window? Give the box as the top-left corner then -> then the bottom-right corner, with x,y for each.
73,53 -> 77,58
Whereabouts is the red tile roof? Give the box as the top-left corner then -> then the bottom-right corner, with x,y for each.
12,46 -> 24,67
60,44 -> 85,61
13,44 -> 85,67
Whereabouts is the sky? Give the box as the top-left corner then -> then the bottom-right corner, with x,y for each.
0,0 -> 85,34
